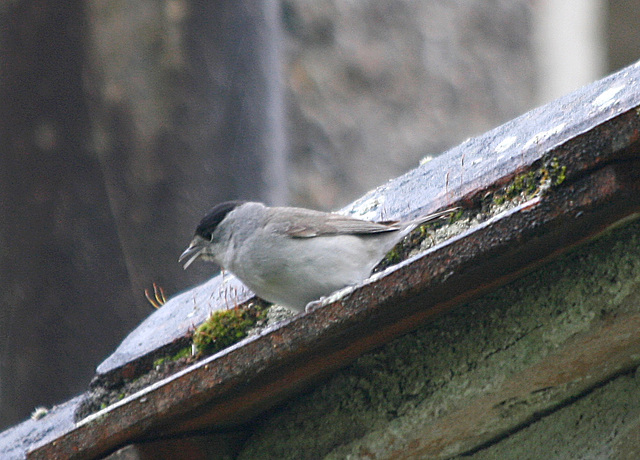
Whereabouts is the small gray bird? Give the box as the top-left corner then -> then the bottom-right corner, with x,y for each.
180,201 -> 455,312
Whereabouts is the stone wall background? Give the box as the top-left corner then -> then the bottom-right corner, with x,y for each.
283,0 -> 535,209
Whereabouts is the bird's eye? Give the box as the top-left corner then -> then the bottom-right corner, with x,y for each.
200,229 -> 215,242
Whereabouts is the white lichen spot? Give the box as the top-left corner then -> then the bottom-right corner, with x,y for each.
344,195 -> 385,220
31,406 -> 48,421
495,136 -> 517,153
419,155 -> 434,165
523,123 -> 566,150
593,85 -> 625,108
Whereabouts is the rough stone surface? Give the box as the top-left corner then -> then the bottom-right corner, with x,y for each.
237,214 -> 640,459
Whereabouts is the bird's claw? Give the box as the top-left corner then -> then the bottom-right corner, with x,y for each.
145,283 -> 167,309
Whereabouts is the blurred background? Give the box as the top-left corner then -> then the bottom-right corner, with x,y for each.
0,0 -> 638,430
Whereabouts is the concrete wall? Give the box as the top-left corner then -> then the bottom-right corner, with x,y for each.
236,215 -> 640,459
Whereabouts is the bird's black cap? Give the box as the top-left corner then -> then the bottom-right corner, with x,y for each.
196,200 -> 245,239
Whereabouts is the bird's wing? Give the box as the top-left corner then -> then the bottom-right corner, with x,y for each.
266,207 -> 401,238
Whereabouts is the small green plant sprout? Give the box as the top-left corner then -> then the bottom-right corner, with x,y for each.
494,157 -> 567,205
378,207 -> 459,271
383,245 -> 402,266
31,406 -> 48,421
192,302 -> 268,355
545,157 -> 567,186
152,346 -> 193,369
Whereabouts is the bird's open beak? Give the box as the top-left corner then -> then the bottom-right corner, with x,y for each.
179,240 -> 206,269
